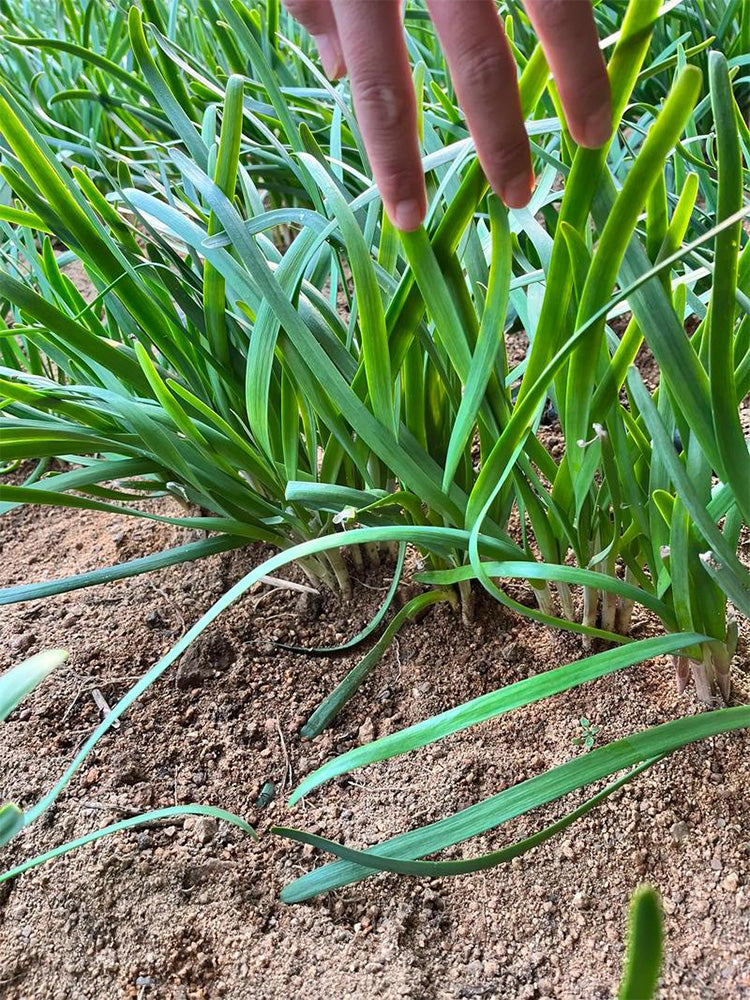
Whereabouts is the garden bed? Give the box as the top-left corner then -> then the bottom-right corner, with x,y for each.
1,493 -> 748,1000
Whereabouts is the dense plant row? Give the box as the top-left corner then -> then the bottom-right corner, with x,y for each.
0,0 -> 749,908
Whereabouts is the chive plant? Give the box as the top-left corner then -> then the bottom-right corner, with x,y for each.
0,0 -> 748,898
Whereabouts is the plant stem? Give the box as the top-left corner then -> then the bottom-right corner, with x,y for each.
691,650 -> 716,705
350,543 -> 364,571
364,542 -> 380,567
458,578 -> 475,624
533,580 -> 555,617
672,654 -> 690,694
582,586 -> 599,649
615,567 -> 638,635
709,641 -> 731,703
326,548 -> 352,599
557,581 -> 576,621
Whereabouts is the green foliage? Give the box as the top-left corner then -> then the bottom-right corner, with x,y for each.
618,885 -> 664,1000
0,0 -> 747,900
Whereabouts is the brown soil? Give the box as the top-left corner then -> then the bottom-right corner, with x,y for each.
1,491 -> 749,1000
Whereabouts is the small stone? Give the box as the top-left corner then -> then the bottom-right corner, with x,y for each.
145,610 -> 163,628
194,817 -> 218,845
501,641 -> 520,663
136,832 -> 152,850
572,891 -> 589,911
9,632 -> 34,655
722,872 -> 739,892
358,716 -> 375,745
670,821 -> 689,843
710,857 -> 723,871
176,634 -> 233,689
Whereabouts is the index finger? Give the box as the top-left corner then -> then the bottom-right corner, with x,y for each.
331,0 -> 426,231
524,0 -> 611,148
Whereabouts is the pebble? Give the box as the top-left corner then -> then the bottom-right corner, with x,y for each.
572,892 -> 589,911
9,632 -> 34,655
358,717 -> 375,745
670,820 -> 689,842
194,817 -> 218,845
722,872 -> 739,892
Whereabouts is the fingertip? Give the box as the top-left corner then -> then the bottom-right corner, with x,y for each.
389,196 -> 426,232
571,103 -> 612,150
500,171 -> 534,210
312,32 -> 346,79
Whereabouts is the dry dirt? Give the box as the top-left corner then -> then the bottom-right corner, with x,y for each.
1,488 -> 749,1000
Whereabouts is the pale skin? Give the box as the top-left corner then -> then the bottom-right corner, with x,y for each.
282,0 -> 611,229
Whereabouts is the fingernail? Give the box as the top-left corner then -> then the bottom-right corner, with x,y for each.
501,172 -> 533,210
391,198 -> 424,232
579,105 -> 612,149
313,34 -> 344,80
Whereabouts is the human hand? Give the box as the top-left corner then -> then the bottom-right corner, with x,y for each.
283,0 -> 611,229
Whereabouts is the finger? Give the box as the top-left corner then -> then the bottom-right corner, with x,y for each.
524,0 -> 611,148
283,0 -> 345,79
331,0 -> 425,231
427,0 -> 532,208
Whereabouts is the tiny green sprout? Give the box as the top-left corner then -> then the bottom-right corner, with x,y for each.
573,717 -> 601,750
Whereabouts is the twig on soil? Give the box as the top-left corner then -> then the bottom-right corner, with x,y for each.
350,577 -> 390,591
276,718 -> 293,793
146,579 -> 186,631
258,574 -> 319,595
91,687 -> 120,729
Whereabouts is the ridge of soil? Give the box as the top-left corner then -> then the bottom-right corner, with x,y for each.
1,491 -> 749,1000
